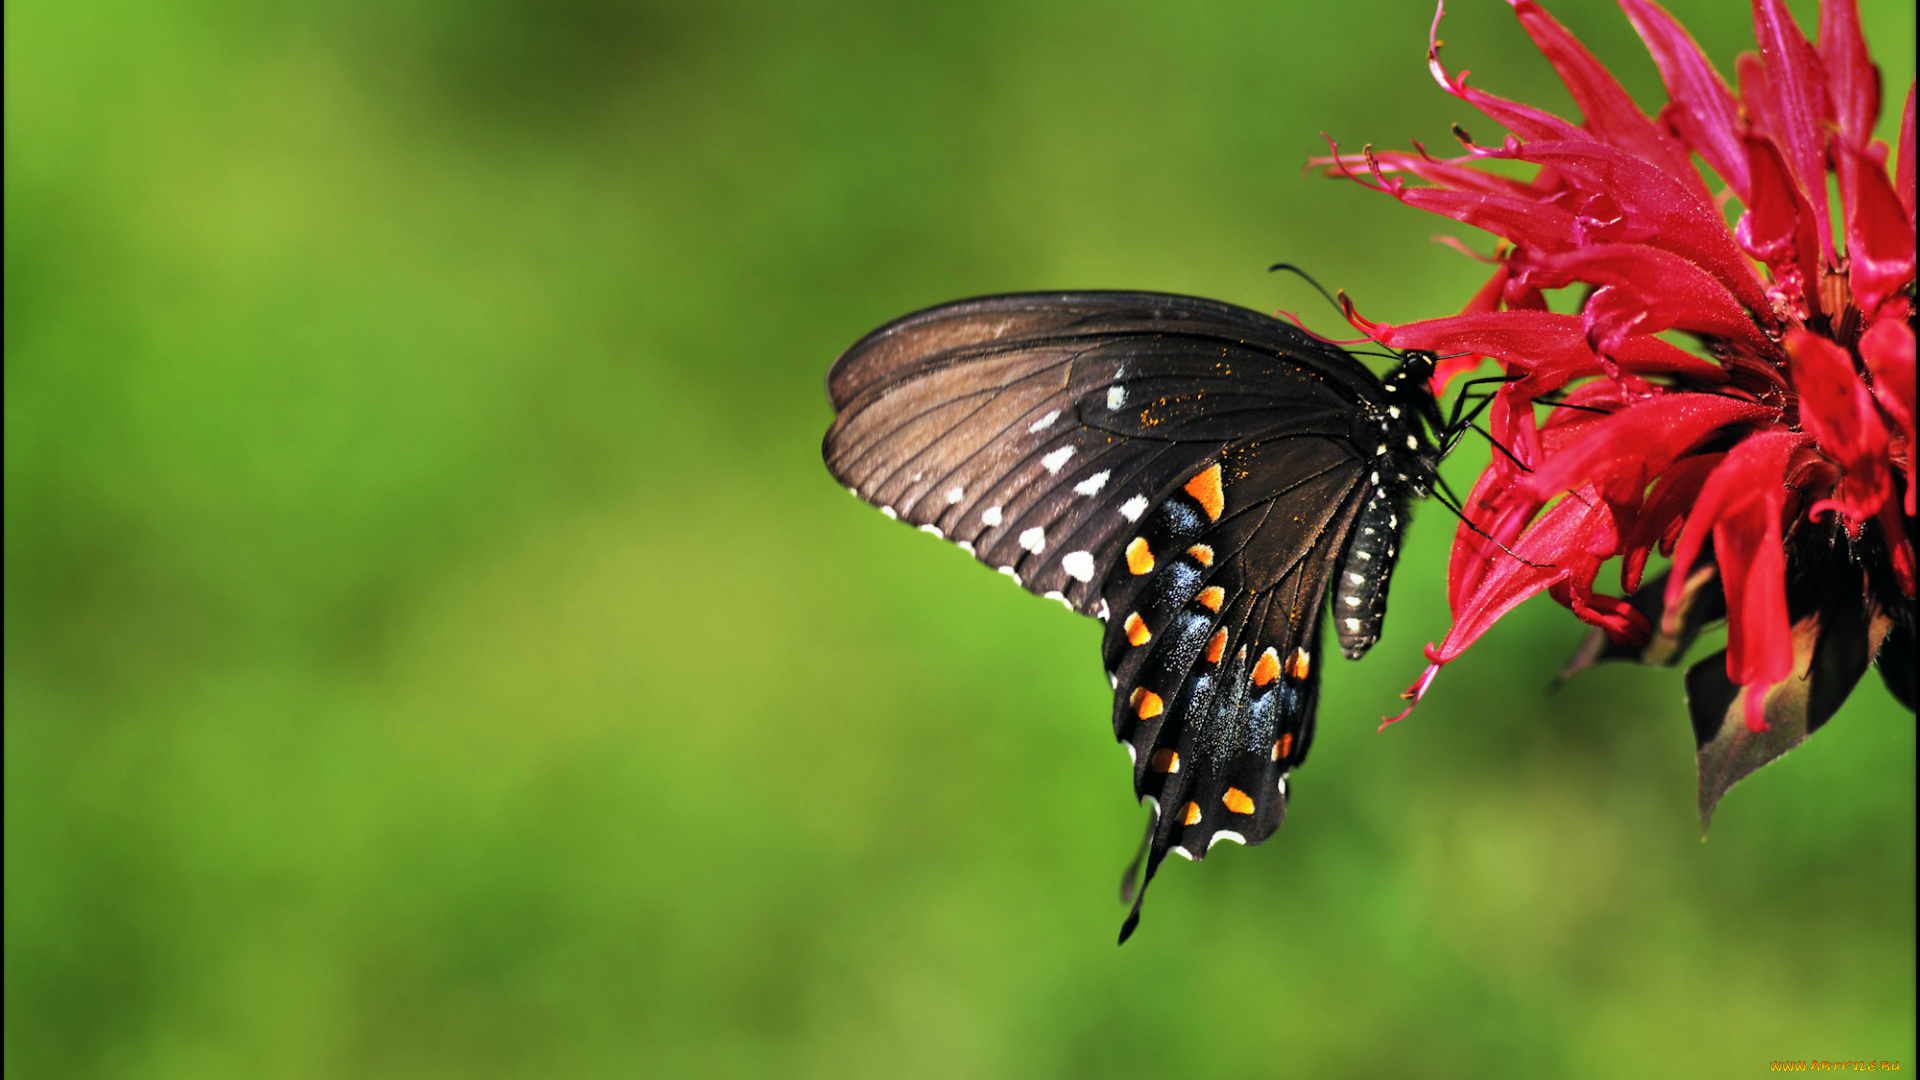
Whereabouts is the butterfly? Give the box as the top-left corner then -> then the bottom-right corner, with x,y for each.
822,290 -> 1445,942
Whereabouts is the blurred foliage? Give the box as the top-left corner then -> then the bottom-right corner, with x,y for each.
5,0 -> 1914,1077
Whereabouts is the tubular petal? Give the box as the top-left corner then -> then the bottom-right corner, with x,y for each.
1837,141 -> 1920,317
1507,0 -> 1702,190
1737,135 -> 1824,320
1898,82 -> 1915,221
1665,431 -> 1808,730
1440,489 -> 1619,664
1520,245 -> 1776,355
1618,0 -> 1751,200
1428,2 -> 1588,145
1502,139 -> 1770,312
1749,0 -> 1836,262
1861,315 -> 1916,514
1522,395 -> 1774,501
1786,329 -> 1892,524
1395,186 -> 1583,254
1817,0 -> 1879,148
1376,310 -> 1727,398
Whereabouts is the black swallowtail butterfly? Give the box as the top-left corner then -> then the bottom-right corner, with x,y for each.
822,291 -> 1445,942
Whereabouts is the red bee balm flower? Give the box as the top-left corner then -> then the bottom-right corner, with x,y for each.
1321,0 -> 1915,823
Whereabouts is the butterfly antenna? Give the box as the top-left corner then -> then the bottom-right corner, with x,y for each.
1268,262 -> 1343,317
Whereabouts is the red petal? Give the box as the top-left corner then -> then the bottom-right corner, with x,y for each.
1427,3 -> 1588,145
1506,0 -> 1703,191
1438,486 -> 1619,664
1619,451 -> 1726,593
1737,134 -> 1824,320
1520,245 -> 1776,355
1817,0 -> 1879,149
1877,499 -> 1917,597
1395,186 -> 1583,254
1898,82 -> 1916,222
1431,265 -> 1510,393
1315,148 -> 1540,198
1504,139 -> 1770,313
1548,579 -> 1651,644
1619,0 -> 1752,200
1522,393 -> 1773,501
1748,0 -> 1836,263
1786,329 -> 1892,524
1376,310 -> 1726,398
1837,141 -> 1919,317
1666,431 -> 1808,730
1861,314 -> 1916,514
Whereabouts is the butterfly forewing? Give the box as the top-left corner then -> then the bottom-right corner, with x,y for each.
822,291 -> 1436,941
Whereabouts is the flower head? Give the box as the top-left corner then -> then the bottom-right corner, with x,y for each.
1321,0 -> 1915,820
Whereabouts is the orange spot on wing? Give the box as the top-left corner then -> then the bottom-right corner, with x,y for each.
1286,647 -> 1312,681
1185,544 -> 1214,567
1124,612 -> 1151,647
1184,465 -> 1225,521
1251,647 -> 1281,687
1197,586 -> 1225,612
1132,688 -> 1164,719
1181,801 -> 1202,826
1151,748 -> 1180,773
1205,628 -> 1227,663
1223,787 -> 1255,815
1270,732 -> 1293,762
1125,537 -> 1155,575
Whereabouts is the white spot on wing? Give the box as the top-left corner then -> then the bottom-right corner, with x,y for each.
1355,550 -> 1372,561
1095,598 -> 1110,622
880,506 -> 897,519
1407,434 -> 1419,449
1119,495 -> 1149,521
1208,830 -> 1247,850
982,506 -> 1003,527
1029,409 -> 1061,433
1348,572 -> 1365,584
1073,470 -> 1110,496
945,486 -> 965,504
1170,846 -> 1196,861
1062,551 -> 1096,581
1344,617 -> 1361,631
1043,590 -> 1070,609
1123,741 -> 1136,763
957,541 -> 975,555
1345,596 -> 1362,607
997,566 -> 1020,583
1018,526 -> 1046,553
1106,385 -> 1127,410
921,524 -> 944,538
1041,446 -> 1075,474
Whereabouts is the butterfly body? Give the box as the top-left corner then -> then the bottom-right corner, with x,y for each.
823,291 -> 1441,940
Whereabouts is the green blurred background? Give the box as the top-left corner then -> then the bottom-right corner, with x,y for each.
6,0 -> 1913,1076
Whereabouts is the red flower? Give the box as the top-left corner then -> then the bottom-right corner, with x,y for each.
1320,0 -> 1915,819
